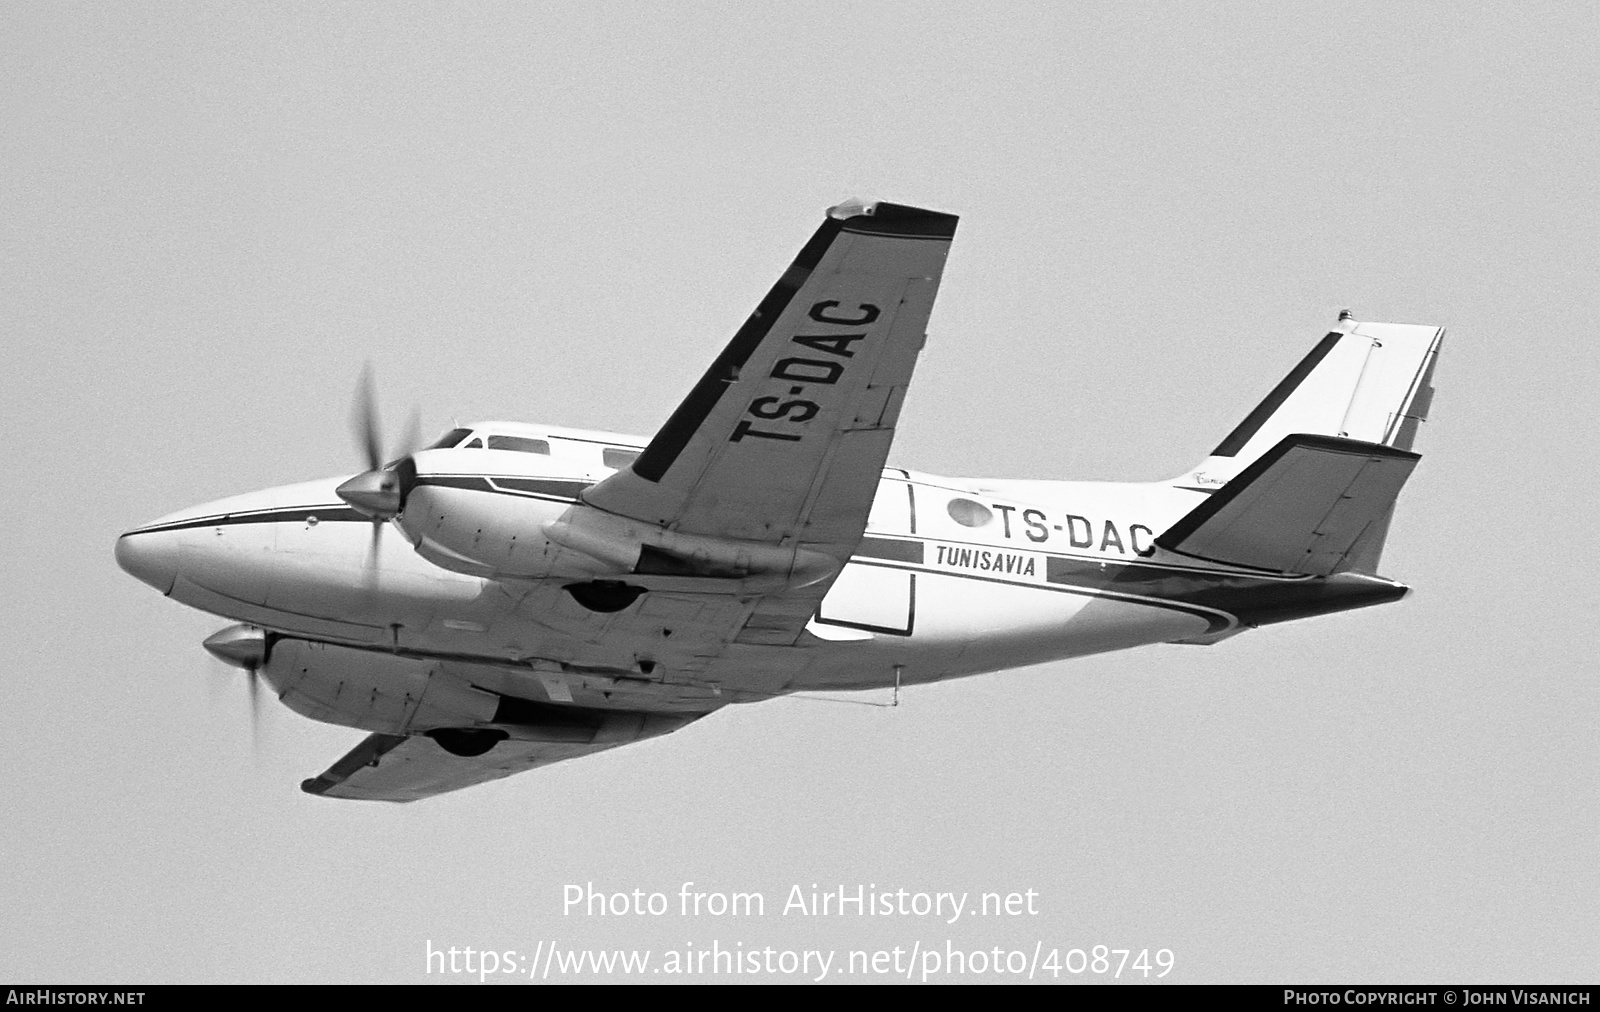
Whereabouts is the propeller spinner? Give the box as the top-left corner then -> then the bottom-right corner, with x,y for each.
335,467 -> 405,519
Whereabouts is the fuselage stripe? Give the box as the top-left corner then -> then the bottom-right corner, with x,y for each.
413,474 -> 590,503
857,536 -> 924,563
125,505 -> 367,535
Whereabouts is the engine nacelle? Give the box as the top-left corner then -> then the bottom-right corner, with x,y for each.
260,638 -> 703,745
394,449 -> 595,579
541,509 -> 840,591
261,639 -> 499,735
394,451 -> 839,593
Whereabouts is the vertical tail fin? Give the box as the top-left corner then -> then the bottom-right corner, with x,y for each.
1179,317 -> 1443,492
1174,316 -> 1443,574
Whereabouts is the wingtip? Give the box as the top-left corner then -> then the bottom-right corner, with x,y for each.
827,198 -> 958,238
827,197 -> 873,220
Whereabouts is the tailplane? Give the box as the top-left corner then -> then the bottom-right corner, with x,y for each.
1158,434 -> 1420,576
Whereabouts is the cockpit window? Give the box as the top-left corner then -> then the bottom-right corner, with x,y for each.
486,435 -> 551,455
424,427 -> 472,450
602,447 -> 640,470
461,437 -> 483,449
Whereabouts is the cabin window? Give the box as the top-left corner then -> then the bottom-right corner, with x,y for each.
947,498 -> 992,527
424,427 -> 472,450
602,447 -> 640,470
486,435 -> 551,455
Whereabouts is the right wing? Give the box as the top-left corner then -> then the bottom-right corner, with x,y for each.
1156,434 -> 1421,576
575,200 -> 956,648
583,199 -> 957,562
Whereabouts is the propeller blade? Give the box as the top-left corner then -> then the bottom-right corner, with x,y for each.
364,518 -> 384,590
352,363 -> 384,472
246,666 -> 262,750
342,366 -> 423,597
396,406 -> 422,462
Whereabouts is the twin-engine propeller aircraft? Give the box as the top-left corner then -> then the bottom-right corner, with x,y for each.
116,199 -> 1443,802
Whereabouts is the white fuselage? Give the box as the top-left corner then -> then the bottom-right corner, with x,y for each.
116,421 -> 1373,735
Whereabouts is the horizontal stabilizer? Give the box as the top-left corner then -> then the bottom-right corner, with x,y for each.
1156,434 -> 1420,576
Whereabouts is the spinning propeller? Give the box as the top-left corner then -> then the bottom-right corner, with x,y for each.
202,624 -> 271,746
336,365 -> 421,574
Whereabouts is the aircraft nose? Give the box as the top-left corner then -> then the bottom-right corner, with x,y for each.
115,530 -> 181,594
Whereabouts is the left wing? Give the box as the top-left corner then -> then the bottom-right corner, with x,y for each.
301,710 -> 703,803
583,199 -> 957,564
300,733 -> 606,803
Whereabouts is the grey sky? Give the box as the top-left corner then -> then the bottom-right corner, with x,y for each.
3,3 -> 1596,982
